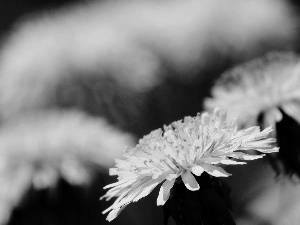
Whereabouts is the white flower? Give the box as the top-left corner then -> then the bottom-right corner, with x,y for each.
0,110 -> 134,224
205,52 -> 300,130
0,0 -> 294,120
101,108 -> 278,221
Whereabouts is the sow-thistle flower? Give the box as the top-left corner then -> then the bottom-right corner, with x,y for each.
205,52 -> 300,176
205,52 -> 300,130
101,108 -> 278,221
0,0 -> 295,121
0,110 -> 134,225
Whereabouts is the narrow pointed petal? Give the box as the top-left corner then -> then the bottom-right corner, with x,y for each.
229,152 -> 265,160
199,163 -> 231,177
181,170 -> 200,191
257,147 -> 279,153
200,157 -> 222,164
233,126 -> 260,138
133,180 -> 161,202
106,207 -> 126,222
157,179 -> 175,206
220,159 -> 246,165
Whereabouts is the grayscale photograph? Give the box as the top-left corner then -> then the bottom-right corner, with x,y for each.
0,0 -> 299,224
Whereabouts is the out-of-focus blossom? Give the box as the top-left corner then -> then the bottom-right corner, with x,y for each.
101,108 -> 278,221
244,177 -> 300,225
0,110 -> 134,185
0,0 -> 295,119
231,161 -> 300,225
205,52 -> 300,177
0,110 -> 134,224
0,164 -> 32,225
205,52 -> 300,129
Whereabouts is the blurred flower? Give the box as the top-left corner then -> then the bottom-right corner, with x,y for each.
0,164 -> 32,225
0,110 -> 134,186
205,52 -> 300,129
101,108 -> 278,221
0,0 -> 295,120
205,52 -> 300,176
0,110 -> 134,224
232,162 -> 300,225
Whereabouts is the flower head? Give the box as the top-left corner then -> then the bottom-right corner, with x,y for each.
0,110 -> 134,225
205,52 -> 300,130
205,52 -> 300,176
101,108 -> 278,221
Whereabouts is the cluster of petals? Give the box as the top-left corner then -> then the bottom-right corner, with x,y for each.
205,52 -> 300,129
0,110 -> 134,225
101,108 -> 278,221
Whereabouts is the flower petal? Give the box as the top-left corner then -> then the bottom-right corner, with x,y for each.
106,207 -> 126,222
181,170 -> 200,191
198,157 -> 222,164
199,163 -> 231,177
229,152 -> 265,160
157,179 -> 175,206
133,179 -> 161,202
190,165 -> 204,176
220,159 -> 246,165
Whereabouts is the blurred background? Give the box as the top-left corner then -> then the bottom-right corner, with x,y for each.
0,0 -> 300,224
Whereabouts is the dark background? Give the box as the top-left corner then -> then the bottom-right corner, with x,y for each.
0,0 -> 299,225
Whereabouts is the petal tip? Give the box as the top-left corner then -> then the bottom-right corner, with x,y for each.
185,183 -> 200,191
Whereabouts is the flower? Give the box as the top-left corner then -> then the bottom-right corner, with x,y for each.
205,52 -> 300,130
0,110 -> 134,187
0,0 -> 295,121
0,110 -> 134,224
205,52 -> 300,176
101,108 -> 278,221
